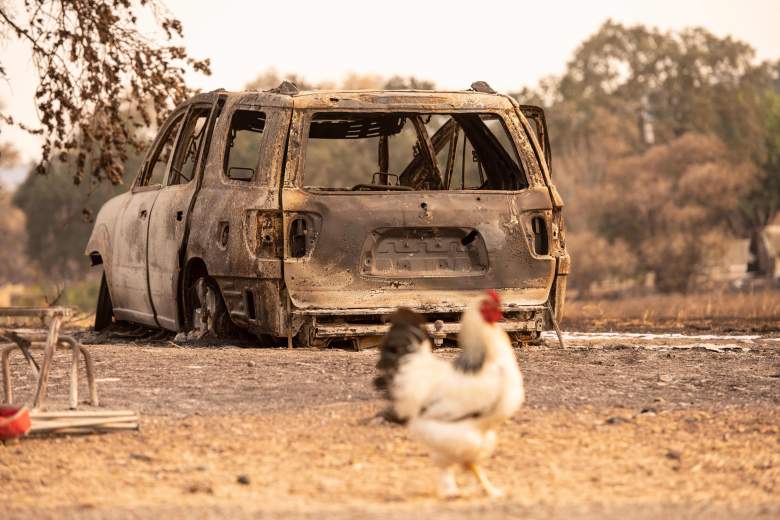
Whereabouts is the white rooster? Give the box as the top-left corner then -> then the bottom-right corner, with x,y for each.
374,290 -> 524,498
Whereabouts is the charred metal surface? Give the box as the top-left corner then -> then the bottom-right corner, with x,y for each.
86,86 -> 569,345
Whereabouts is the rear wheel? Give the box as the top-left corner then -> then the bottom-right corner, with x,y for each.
191,276 -> 233,338
94,272 -> 114,331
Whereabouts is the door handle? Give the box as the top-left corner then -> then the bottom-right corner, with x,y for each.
139,209 -> 147,219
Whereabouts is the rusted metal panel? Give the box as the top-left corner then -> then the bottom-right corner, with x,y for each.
280,188 -> 556,311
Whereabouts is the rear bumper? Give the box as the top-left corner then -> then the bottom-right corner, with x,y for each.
294,305 -> 547,346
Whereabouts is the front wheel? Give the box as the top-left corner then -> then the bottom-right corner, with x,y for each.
94,272 -> 114,331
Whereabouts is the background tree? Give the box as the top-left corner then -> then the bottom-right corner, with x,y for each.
596,134 -> 757,292
245,68 -> 435,92
12,150 -> 139,281
516,20 -> 780,293
0,143 -> 32,284
0,0 -> 210,185
383,75 -> 435,90
740,89 -> 780,230
0,191 -> 30,284
245,68 -> 318,91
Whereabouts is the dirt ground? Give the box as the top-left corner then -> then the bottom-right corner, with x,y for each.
2,329 -> 779,519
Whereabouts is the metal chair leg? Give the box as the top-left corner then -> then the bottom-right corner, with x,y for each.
55,336 -> 80,409
69,340 -> 79,409
80,346 -> 99,406
32,315 -> 62,411
2,344 -> 14,404
58,335 -> 100,408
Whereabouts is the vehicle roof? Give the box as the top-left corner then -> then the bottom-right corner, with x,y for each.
198,88 -> 517,111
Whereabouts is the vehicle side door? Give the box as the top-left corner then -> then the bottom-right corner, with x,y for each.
147,99 -> 220,330
519,105 -> 551,172
185,97 -> 292,337
110,109 -> 186,326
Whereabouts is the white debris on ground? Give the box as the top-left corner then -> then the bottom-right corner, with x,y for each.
556,331 -> 764,341
540,331 -> 771,352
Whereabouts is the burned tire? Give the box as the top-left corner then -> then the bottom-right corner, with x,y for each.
509,331 -> 542,346
94,272 -> 114,331
191,276 -> 234,338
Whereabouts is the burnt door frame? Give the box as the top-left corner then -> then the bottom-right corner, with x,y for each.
182,95 -> 292,337
109,107 -> 188,326
516,103 -> 569,319
146,98 -> 220,330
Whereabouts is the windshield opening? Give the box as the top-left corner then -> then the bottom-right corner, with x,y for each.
302,112 -> 528,192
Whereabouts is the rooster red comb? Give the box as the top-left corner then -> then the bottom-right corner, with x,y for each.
480,290 -> 503,324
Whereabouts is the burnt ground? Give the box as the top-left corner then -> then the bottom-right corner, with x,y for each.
1,331 -> 779,519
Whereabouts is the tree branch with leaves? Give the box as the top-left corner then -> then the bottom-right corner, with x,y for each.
0,0 -> 210,184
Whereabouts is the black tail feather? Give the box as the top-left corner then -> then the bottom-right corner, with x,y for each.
374,308 -> 430,397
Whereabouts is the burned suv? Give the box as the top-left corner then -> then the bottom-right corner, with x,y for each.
86,81 -> 569,347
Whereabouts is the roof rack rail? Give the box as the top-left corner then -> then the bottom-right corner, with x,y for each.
267,80 -> 300,95
470,81 -> 496,94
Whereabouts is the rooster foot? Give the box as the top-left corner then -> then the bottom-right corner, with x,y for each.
467,463 -> 504,498
438,466 -> 461,499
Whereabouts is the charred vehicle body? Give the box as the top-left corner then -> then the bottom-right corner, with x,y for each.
86,82 -> 570,347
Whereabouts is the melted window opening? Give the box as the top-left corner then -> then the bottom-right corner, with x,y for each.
302,112 -> 528,192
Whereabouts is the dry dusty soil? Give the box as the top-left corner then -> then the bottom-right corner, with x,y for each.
2,329 -> 779,519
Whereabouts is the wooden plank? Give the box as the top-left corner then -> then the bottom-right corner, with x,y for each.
29,417 -> 138,432
31,410 -> 137,419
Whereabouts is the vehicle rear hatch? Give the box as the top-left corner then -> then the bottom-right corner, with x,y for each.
282,93 -> 556,313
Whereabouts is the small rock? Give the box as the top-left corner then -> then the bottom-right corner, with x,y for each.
237,474 -> 251,485
665,449 -> 682,461
130,452 -> 153,463
639,407 -> 657,415
186,483 -> 214,494
605,416 -> 630,425
658,374 -> 673,383
247,361 -> 256,367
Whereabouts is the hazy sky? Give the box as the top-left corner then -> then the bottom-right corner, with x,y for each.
1,0 -> 779,168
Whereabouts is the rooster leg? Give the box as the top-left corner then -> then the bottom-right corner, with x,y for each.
461,464 -> 483,495
467,463 -> 504,498
437,465 -> 460,499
